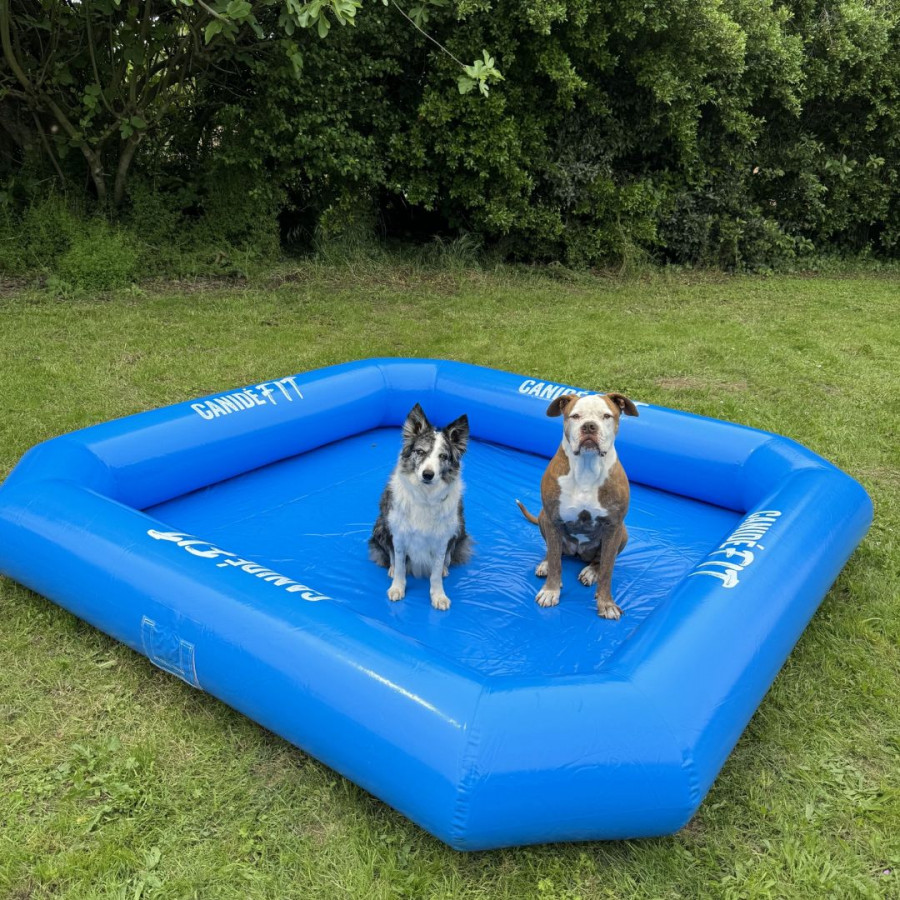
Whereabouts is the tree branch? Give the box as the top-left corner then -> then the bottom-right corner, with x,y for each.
32,111 -> 67,187
196,0 -> 230,25
113,132 -> 142,207
1,0 -> 79,143
0,101 -> 33,150
85,1 -> 116,115
390,1 -> 466,70
1,0 -> 37,94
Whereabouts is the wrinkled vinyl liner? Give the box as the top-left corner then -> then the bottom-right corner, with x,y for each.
148,430 -> 738,678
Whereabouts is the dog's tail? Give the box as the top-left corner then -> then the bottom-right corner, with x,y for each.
515,499 -> 540,526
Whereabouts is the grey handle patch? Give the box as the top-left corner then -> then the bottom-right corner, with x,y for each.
140,616 -> 201,689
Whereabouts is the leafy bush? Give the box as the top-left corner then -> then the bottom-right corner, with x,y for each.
0,207 -> 25,275
55,221 -> 140,291
2,0 -> 899,272
19,196 -> 83,272
0,195 -> 85,276
122,172 -> 282,279
193,165 -> 282,264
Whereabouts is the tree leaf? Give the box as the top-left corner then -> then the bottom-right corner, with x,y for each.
226,0 -> 252,18
409,5 -> 428,27
204,19 -> 223,43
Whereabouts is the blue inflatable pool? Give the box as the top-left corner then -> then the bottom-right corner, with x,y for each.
0,358 -> 871,849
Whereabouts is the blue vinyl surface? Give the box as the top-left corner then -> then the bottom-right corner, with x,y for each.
147,429 -> 739,678
0,358 -> 873,849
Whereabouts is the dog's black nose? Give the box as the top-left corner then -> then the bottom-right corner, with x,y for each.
582,421 -> 598,434
422,470 -> 435,482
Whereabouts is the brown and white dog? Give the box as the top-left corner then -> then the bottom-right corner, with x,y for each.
517,392 -> 638,619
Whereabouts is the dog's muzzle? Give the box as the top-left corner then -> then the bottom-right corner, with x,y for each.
576,436 -> 604,456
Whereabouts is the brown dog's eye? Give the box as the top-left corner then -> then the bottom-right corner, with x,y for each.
570,413 -> 581,420
604,413 -> 612,420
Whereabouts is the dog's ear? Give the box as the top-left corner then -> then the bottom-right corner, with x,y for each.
546,394 -> 579,418
606,393 -> 639,417
402,403 -> 431,442
446,414 -> 469,455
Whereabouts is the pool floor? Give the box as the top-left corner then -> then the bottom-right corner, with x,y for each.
147,428 -> 740,678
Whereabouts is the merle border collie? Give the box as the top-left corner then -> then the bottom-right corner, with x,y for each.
368,403 -> 471,610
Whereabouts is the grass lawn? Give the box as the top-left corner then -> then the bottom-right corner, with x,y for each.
0,263 -> 898,899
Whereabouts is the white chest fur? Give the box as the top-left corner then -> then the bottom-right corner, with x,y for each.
556,449 -> 614,524
387,473 -> 462,577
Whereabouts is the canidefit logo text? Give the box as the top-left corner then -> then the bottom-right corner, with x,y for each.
147,530 -> 330,602
518,379 -> 591,402
689,510 -> 782,588
191,377 -> 303,420
517,379 -> 648,407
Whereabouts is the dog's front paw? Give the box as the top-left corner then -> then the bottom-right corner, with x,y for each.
536,587 -> 560,607
535,560 -> 548,578
431,592 -> 451,611
387,584 -> 406,602
596,598 -> 622,620
578,565 -> 598,586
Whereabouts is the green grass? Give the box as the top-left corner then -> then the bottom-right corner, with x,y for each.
1,262 -> 898,899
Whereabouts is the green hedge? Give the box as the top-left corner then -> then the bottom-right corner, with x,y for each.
1,0 -> 898,272
385,0 -> 900,267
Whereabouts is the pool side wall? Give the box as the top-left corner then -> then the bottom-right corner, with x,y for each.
0,359 -> 873,849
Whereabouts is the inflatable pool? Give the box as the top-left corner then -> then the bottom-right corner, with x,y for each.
0,358 -> 871,850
